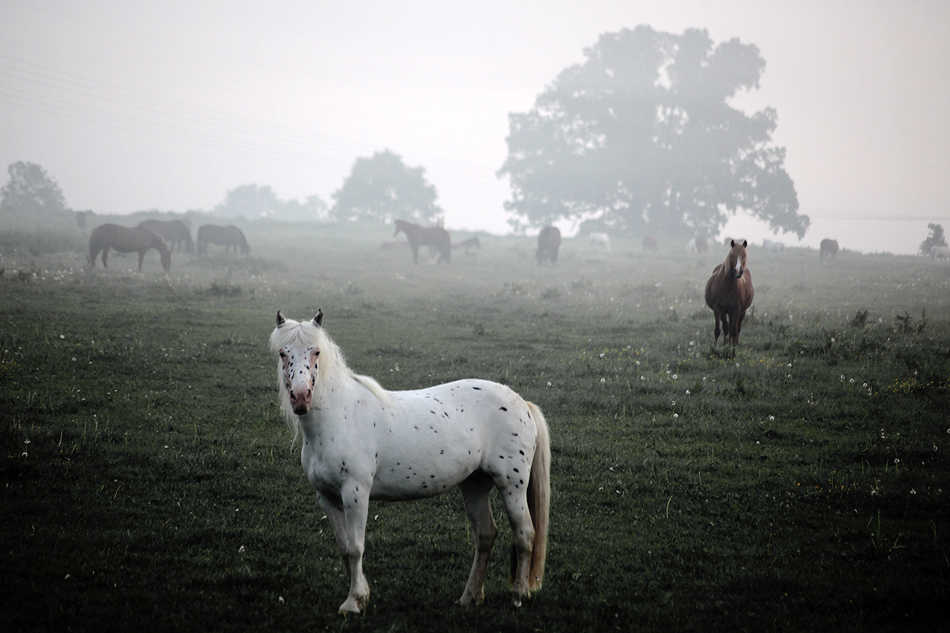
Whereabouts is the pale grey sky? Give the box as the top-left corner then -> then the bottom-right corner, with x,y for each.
2,0 -> 948,254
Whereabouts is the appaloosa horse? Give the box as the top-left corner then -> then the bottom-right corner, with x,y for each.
536,226 -> 561,265
271,311 -> 550,613
704,240 -> 754,346
88,224 -> 172,272
393,219 -> 450,264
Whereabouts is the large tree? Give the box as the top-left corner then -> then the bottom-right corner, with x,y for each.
331,150 -> 442,224
0,161 -> 68,216
498,26 -> 806,239
213,184 -> 280,219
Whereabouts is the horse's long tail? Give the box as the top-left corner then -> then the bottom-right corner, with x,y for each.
517,401 -> 550,591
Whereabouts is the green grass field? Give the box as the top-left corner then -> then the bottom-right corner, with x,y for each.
2,221 -> 949,632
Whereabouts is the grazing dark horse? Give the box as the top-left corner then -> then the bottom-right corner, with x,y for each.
393,219 -> 450,264
88,224 -> 172,272
536,226 -> 561,265
138,219 -> 194,254
704,240 -> 754,346
642,235 -> 658,252
452,236 -> 481,252
820,238 -> 839,259
196,224 -> 250,256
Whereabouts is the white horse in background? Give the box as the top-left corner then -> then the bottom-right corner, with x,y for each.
270,311 -> 551,614
589,232 -> 611,251
930,245 -> 950,260
762,238 -> 785,254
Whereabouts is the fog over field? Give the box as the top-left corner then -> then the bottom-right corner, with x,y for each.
2,0 -> 948,254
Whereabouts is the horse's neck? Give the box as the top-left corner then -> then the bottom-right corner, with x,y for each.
302,373 -> 370,438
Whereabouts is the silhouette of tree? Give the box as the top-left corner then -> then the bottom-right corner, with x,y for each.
331,150 -> 442,224
920,223 -> 947,255
0,161 -> 68,216
498,26 -> 806,239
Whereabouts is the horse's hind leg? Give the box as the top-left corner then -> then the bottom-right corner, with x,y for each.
101,249 -> 109,269
500,485 -> 536,607
458,473 -> 497,605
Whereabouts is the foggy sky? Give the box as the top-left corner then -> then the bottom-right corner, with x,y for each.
2,0 -> 948,254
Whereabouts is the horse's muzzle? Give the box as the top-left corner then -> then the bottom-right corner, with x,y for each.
289,387 -> 313,415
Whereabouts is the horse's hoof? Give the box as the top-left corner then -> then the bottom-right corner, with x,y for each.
338,603 -> 361,615
512,595 -> 523,608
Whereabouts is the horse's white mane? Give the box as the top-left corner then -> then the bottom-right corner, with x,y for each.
269,316 -> 393,436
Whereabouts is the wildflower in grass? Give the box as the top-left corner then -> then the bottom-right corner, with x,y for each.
673,413 -> 679,419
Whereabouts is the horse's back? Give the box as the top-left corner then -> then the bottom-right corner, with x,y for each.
366,379 -> 536,500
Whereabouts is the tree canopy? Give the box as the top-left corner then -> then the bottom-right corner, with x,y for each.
498,26 -> 807,239
331,150 -> 442,224
0,161 -> 69,217
213,184 -> 328,221
920,223 -> 946,255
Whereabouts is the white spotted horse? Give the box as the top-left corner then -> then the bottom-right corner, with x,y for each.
270,311 -> 550,613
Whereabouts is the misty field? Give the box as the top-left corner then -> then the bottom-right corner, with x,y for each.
2,221 -> 949,632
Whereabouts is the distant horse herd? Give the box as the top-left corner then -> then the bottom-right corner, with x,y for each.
82,212 -> 946,351
84,218 -> 250,275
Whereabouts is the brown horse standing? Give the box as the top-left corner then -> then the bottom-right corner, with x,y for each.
704,240 -> 754,346
820,238 -> 839,259
196,224 -> 250,256
138,219 -> 193,254
393,219 -> 450,264
536,226 -> 561,265
88,224 -> 172,272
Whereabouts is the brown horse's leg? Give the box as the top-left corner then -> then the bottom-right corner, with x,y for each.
734,309 -> 746,345
137,251 -> 146,271
713,309 -> 722,344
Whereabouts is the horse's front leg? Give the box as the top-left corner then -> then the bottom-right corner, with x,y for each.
338,483 -> 371,614
733,309 -> 746,345
137,251 -> 146,272
317,490 -> 371,614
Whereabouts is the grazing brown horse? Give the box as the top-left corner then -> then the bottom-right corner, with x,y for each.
820,238 -> 839,259
704,240 -> 754,346
196,224 -> 250,256
88,224 -> 172,272
138,219 -> 193,254
536,225 -> 561,265
393,219 -> 450,264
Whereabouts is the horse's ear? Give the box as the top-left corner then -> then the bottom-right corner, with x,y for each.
731,239 -> 736,248
313,310 -> 323,327
742,240 -> 748,248
276,311 -> 285,327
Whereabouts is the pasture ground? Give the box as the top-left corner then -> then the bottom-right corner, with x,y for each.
2,220 -> 950,632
